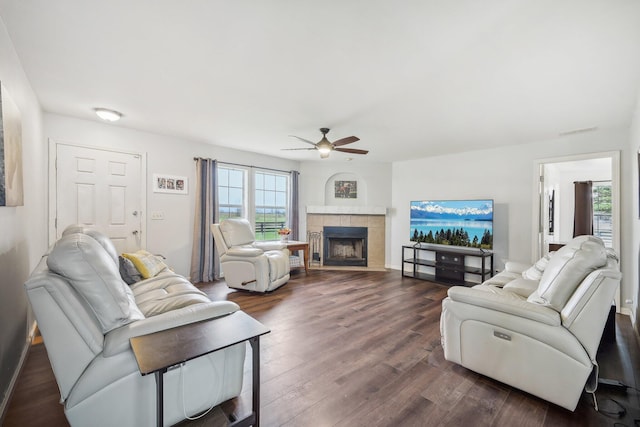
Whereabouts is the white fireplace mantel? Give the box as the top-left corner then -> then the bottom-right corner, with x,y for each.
306,205 -> 387,215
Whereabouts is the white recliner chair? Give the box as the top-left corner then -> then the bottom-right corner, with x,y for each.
440,235 -> 621,411
211,218 -> 290,292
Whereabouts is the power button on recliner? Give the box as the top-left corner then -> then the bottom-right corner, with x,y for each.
493,331 -> 512,341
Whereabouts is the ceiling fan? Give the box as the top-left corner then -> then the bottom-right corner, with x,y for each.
283,128 -> 368,159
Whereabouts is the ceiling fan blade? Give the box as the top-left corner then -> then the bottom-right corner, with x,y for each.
281,147 -> 317,151
332,136 -> 360,147
289,135 -> 318,147
335,147 -> 368,155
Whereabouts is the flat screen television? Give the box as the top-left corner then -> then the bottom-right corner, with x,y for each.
410,199 -> 494,250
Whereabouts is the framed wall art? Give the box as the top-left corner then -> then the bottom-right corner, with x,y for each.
0,82 -> 24,206
334,180 -> 357,199
153,173 -> 188,194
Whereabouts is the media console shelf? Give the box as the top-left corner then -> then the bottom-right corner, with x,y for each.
402,244 -> 494,286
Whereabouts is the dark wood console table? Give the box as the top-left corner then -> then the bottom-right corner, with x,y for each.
130,310 -> 270,427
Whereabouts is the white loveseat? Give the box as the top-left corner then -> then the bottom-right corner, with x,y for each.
211,218 -> 290,292
440,235 -> 621,411
24,226 -> 246,427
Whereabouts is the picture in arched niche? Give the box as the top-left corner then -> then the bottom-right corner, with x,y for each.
334,180 -> 357,199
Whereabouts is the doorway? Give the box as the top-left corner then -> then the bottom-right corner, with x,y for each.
532,151 -> 620,308
48,140 -> 147,252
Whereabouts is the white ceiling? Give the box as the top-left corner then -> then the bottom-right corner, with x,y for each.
1,0 -> 640,162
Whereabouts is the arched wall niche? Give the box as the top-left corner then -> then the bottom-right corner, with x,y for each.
323,172 -> 368,206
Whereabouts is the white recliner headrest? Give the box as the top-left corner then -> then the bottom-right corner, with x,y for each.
219,218 -> 256,247
62,224 -> 119,265
528,235 -> 607,311
47,233 -> 143,333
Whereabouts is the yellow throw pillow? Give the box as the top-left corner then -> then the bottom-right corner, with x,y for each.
122,250 -> 168,279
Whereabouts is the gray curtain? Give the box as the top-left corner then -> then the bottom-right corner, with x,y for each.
573,180 -> 593,237
290,170 -> 300,240
190,158 -> 218,282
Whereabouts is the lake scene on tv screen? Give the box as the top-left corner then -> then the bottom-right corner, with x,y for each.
410,200 -> 493,249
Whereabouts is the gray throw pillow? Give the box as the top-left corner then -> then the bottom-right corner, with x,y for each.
119,256 -> 143,285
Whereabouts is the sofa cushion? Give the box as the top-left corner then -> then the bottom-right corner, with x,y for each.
482,270 -> 521,287
122,250 -> 168,279
119,256 -> 143,284
522,252 -> 554,281
219,218 -> 255,246
47,233 -> 144,333
130,271 -> 211,316
528,236 -> 607,311
503,277 -> 539,298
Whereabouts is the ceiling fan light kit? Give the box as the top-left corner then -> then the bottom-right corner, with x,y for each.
284,127 -> 368,159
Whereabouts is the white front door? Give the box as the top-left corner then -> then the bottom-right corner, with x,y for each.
53,143 -> 144,253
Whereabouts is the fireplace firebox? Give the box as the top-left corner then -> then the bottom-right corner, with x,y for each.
323,226 -> 368,267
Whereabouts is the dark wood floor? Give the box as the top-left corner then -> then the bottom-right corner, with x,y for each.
3,270 -> 640,426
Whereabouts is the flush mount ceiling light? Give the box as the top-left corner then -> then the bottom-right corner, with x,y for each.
94,108 -> 122,122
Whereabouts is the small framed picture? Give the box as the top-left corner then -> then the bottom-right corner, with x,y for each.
153,174 -> 188,194
334,180 -> 357,199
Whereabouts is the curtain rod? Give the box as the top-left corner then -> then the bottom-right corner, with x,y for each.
572,180 -> 611,184
193,157 -> 298,174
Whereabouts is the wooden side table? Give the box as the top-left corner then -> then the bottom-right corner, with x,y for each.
130,310 -> 270,427
284,240 -> 309,274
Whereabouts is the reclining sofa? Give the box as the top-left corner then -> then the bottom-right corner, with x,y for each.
24,225 -> 246,426
440,235 -> 621,411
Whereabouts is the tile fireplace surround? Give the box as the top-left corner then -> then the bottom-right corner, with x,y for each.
306,206 -> 386,271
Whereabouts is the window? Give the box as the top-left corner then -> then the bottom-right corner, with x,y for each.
218,167 -> 246,220
254,171 -> 288,240
592,181 -> 612,247
216,166 -> 290,241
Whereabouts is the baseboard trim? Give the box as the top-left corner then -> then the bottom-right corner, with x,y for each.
0,321 -> 37,423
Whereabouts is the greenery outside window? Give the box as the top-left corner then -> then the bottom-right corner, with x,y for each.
592,181 -> 612,247
254,171 -> 289,241
216,166 -> 290,241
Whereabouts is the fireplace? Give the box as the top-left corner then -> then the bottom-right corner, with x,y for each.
323,226 -> 368,267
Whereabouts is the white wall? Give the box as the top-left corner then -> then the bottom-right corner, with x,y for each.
44,113 -> 299,277
390,127 -> 636,314
298,160 -> 393,263
0,18 -> 46,415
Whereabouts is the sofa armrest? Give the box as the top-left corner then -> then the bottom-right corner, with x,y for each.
103,301 -> 240,356
253,241 -> 286,251
225,247 -> 264,257
447,286 -> 560,326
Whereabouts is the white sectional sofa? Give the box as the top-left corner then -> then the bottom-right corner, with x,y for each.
24,225 -> 246,427
440,235 -> 621,411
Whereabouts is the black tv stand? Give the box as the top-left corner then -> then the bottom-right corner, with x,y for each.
402,244 -> 494,286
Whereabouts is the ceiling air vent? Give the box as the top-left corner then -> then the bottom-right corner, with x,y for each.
558,126 -> 598,137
